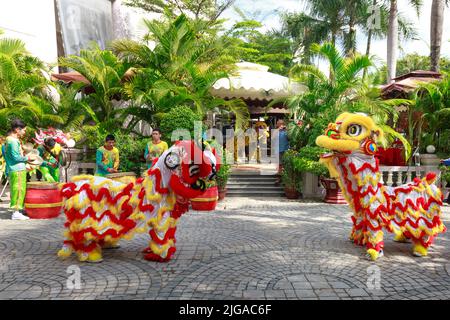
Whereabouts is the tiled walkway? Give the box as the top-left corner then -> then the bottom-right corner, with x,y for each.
0,197 -> 449,300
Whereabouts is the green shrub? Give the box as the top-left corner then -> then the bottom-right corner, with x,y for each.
88,131 -> 148,174
292,146 -> 329,178
440,164 -> 450,187
160,106 -> 203,142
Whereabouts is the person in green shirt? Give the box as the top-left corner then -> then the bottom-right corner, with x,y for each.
144,128 -> 169,169
96,134 -> 120,177
37,138 -> 62,183
3,120 -> 37,220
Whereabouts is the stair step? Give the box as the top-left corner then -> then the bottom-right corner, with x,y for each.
228,180 -> 278,184
227,186 -> 283,191
227,182 -> 279,186
229,177 -> 278,181
226,191 -> 285,197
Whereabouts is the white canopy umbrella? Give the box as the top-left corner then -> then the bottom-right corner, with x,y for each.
210,61 -> 306,101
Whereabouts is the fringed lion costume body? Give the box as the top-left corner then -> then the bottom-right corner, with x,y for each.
58,141 -> 218,263
316,113 -> 446,261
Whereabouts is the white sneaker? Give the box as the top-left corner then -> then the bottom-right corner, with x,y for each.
11,211 -> 30,220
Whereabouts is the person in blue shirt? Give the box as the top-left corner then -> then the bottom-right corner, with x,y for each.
276,119 -> 289,185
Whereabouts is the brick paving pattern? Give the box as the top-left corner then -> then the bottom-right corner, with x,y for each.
0,197 -> 449,300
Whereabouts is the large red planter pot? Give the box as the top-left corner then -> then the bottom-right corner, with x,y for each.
320,178 -> 347,205
284,187 -> 300,199
24,182 -> 63,219
191,186 -> 219,211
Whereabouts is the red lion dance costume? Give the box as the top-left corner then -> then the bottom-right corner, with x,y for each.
316,113 -> 446,261
58,141 -> 218,263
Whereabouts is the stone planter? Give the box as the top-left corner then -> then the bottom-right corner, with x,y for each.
420,154 -> 441,166
319,177 -> 347,204
443,187 -> 450,203
301,172 -> 322,199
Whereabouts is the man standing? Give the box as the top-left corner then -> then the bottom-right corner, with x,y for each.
3,120 -> 36,220
144,129 -> 168,169
96,134 -> 119,176
37,138 -> 62,182
276,119 -> 289,185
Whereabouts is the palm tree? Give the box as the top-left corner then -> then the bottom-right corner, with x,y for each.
112,14 -> 249,129
288,42 -> 411,155
58,45 -> 131,131
411,74 -> 450,152
287,42 -> 372,145
386,0 -> 422,83
0,36 -> 51,132
430,0 -> 447,72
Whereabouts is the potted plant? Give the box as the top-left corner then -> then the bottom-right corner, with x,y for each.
216,162 -> 231,201
281,150 -> 302,199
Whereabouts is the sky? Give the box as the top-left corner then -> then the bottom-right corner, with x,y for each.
221,0 -> 450,65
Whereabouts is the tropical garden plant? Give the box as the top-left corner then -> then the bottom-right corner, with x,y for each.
111,14 -> 249,130
0,34 -> 52,134
286,42 -> 411,160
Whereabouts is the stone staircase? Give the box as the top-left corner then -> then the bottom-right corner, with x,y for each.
226,172 -> 285,197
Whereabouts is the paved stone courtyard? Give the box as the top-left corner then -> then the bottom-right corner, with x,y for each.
0,196 -> 449,300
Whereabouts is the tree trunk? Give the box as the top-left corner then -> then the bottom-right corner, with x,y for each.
430,0 -> 445,72
387,0 -> 398,84
363,0 -> 378,79
345,0 -> 357,56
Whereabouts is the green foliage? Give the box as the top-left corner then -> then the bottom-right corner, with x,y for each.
112,14 -> 249,129
287,42 -> 372,148
281,149 -> 302,192
59,45 -> 131,129
114,131 -> 148,174
89,130 -> 148,174
0,35 -> 51,133
373,54 -> 450,84
408,73 -> 450,155
160,106 -> 203,141
222,21 -> 295,76
439,164 -> 450,187
291,146 -> 329,178
123,0 -> 235,21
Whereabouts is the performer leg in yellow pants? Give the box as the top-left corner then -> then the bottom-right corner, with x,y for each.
9,170 -> 27,211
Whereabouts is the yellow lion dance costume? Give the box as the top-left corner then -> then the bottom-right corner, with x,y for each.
58,141 -> 218,263
316,113 -> 446,261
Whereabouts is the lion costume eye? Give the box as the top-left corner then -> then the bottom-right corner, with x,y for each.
164,152 -> 180,170
347,124 -> 363,137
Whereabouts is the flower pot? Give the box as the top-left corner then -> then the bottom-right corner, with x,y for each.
191,186 -> 219,211
218,187 -> 227,201
319,178 -> 347,205
284,186 -> 300,199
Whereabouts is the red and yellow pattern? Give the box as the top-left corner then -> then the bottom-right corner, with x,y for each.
58,141 -> 216,263
317,113 -> 446,261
